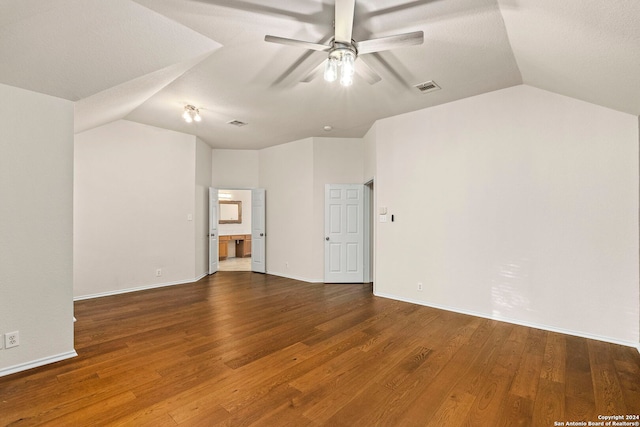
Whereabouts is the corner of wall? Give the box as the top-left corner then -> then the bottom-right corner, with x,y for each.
0,83 -> 75,376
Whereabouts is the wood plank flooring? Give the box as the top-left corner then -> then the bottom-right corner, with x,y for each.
1,272 -> 639,426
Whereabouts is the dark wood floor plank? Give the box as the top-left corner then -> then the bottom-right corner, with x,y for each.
532,378 -> 565,426
495,394 -> 534,427
0,272 -> 638,426
509,327 -> 546,400
588,339 -> 630,415
565,334 -> 596,421
541,332 -> 567,383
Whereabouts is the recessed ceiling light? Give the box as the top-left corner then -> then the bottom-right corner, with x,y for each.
323,125 -> 333,132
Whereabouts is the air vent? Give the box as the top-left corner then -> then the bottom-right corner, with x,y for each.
227,120 -> 248,127
415,80 -> 441,93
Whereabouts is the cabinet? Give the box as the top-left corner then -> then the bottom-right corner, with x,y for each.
218,235 -> 230,260
235,234 -> 251,258
219,234 -> 251,260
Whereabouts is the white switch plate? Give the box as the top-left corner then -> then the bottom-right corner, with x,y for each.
379,214 -> 387,223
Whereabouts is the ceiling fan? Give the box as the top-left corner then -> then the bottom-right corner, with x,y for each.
264,0 -> 424,86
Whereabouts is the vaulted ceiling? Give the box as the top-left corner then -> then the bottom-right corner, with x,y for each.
1,0 -> 638,149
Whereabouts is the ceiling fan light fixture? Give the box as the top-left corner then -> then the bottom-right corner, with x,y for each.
183,105 -> 201,123
340,50 -> 355,87
324,57 -> 338,82
325,44 -> 357,87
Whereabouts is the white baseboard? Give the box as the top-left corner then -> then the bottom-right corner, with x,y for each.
0,350 -> 78,378
193,272 -> 208,282
374,291 -> 639,350
266,271 -> 323,283
74,274 -> 209,301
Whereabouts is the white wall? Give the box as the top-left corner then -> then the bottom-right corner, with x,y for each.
0,83 -> 75,376
212,149 -> 259,188
74,120 -> 197,298
363,124 -> 377,183
259,138 -> 316,281
374,85 -> 639,346
256,137 -> 365,282
312,138 -> 365,281
195,138 -> 212,278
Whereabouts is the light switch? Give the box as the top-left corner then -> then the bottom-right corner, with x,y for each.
379,214 -> 387,223
379,207 -> 388,215
187,214 -> 193,221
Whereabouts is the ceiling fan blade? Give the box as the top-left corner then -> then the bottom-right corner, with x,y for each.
264,35 -> 330,52
357,57 -> 382,85
334,0 -> 356,43
356,31 -> 424,54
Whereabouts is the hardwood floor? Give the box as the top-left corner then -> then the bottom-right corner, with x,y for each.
1,272 -> 639,426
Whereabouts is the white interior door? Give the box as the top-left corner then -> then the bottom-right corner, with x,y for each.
324,184 -> 364,283
251,188 -> 266,273
209,187 -> 219,275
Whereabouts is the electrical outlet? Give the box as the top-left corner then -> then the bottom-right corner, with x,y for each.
5,331 -> 19,348
417,282 -> 423,291
156,268 -> 162,277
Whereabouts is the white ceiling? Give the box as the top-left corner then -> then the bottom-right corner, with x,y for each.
0,0 -> 638,149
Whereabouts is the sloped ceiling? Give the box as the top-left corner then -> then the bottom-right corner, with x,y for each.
500,0 -> 640,115
0,0 -> 638,149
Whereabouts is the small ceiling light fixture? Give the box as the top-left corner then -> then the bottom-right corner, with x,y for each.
182,105 -> 201,123
323,125 -> 333,132
324,42 -> 357,87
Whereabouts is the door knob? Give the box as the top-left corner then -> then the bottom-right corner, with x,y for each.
260,233 -> 264,237
325,237 -> 329,241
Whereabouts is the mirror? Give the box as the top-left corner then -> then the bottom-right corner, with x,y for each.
219,200 -> 242,224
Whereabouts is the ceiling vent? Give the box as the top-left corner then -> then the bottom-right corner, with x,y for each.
415,80 -> 440,94
227,120 -> 248,127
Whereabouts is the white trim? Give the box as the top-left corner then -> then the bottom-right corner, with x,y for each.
193,272 -> 208,283
0,351 -> 78,378
266,271 -> 323,283
374,291 -> 639,350
74,274 -> 209,301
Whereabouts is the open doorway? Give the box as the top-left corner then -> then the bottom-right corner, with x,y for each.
218,189 -> 252,271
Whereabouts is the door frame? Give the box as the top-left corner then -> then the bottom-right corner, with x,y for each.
251,188 -> 266,273
364,179 -> 374,286
208,187 -> 219,275
211,187 -> 266,273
